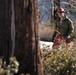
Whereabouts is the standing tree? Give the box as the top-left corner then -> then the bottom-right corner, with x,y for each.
53,0 -> 61,20
0,0 -> 12,64
0,0 -> 43,75
51,0 -> 61,22
14,0 -> 43,75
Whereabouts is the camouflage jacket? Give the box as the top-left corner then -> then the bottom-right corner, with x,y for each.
55,16 -> 74,37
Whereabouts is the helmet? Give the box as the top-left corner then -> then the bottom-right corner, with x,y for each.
57,7 -> 65,13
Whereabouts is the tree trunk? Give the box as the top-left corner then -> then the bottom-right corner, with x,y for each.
0,0 -> 43,75
0,0 -> 12,64
14,0 -> 43,75
53,0 -> 61,21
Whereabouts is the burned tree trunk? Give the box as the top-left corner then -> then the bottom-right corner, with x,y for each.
14,0 -> 43,75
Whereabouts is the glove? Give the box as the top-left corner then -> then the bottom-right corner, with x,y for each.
66,36 -> 72,43
66,38 -> 71,43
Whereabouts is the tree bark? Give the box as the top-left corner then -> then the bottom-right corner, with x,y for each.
0,0 -> 12,64
14,0 -> 43,75
0,0 -> 43,75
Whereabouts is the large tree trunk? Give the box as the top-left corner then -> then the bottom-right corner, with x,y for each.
0,0 -> 43,75
0,0 -> 12,64
14,0 -> 43,75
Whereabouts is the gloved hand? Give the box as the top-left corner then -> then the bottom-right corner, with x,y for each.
66,35 -> 72,43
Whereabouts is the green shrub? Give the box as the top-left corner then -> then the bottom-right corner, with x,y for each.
43,47 -> 76,75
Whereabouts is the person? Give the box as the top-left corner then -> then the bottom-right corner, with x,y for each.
51,7 -> 74,49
